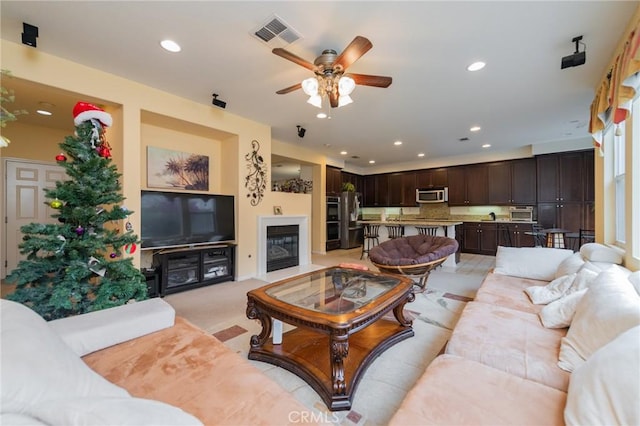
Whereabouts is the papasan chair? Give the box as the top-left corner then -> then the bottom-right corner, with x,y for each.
368,234 -> 459,292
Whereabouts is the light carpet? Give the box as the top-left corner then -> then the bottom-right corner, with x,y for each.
166,269 -> 483,425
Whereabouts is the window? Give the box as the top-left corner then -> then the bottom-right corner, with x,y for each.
613,121 -> 626,245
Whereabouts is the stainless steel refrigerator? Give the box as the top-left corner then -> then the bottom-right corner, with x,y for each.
340,192 -> 363,249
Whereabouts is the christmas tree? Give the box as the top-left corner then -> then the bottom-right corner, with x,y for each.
7,102 -> 148,320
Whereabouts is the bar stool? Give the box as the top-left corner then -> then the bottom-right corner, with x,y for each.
497,223 -> 511,246
360,224 -> 380,259
415,226 -> 438,236
385,224 -> 405,240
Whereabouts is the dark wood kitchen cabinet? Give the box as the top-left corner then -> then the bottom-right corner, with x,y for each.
363,174 -> 389,207
537,152 -> 584,203
448,164 -> 488,206
415,168 -> 448,188
487,159 -> 537,205
536,150 -> 594,232
388,171 -> 416,206
462,222 -> 497,255
341,171 -> 363,194
326,166 -> 342,195
497,223 -> 535,247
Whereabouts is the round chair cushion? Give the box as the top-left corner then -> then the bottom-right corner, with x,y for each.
368,234 -> 459,266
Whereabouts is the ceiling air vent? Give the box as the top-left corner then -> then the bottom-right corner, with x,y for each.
251,14 -> 301,48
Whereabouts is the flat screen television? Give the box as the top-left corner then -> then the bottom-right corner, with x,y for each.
140,190 -> 235,249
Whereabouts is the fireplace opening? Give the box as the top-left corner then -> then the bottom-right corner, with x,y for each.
266,225 -> 299,272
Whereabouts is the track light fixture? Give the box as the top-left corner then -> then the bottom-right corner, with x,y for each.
561,35 -> 586,69
211,93 -> 227,109
22,22 -> 38,48
297,125 -> 306,138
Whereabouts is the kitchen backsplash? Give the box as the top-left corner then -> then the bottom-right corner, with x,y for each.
361,204 -> 514,221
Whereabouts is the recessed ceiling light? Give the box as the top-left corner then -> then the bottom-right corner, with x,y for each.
36,109 -> 52,116
160,39 -> 181,52
467,61 -> 486,72
340,151 -> 347,155
482,144 -> 491,148
470,126 -> 481,132
394,140 -> 402,146
418,153 -> 425,157
369,160 -> 376,164
317,112 -> 327,119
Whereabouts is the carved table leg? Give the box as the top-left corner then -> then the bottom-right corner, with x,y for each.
330,332 -> 349,395
246,298 -> 272,349
393,292 -> 415,327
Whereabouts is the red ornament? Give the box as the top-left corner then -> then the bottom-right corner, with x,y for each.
97,145 -> 111,159
110,252 -> 117,259
124,243 -> 137,254
55,153 -> 67,162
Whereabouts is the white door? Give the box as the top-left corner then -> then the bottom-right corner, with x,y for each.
4,160 -> 67,278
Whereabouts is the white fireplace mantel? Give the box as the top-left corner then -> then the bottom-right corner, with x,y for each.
257,215 -> 309,277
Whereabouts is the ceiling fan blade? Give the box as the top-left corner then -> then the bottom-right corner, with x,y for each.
333,36 -> 373,71
329,91 -> 339,108
272,48 -> 316,71
276,83 -> 302,95
348,73 -> 393,88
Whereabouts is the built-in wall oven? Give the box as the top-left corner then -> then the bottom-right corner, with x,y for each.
326,196 -> 341,250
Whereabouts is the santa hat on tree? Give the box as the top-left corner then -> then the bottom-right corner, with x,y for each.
73,102 -> 112,127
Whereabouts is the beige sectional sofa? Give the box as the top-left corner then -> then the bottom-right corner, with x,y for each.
1,297 -> 321,426
390,244 -> 640,425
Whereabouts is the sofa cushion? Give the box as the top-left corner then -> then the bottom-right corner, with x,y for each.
0,300 -> 129,415
446,301 -> 570,391
494,246 -> 574,281
83,317 -> 314,426
629,270 -> 640,295
539,289 -> 589,329
579,242 -> 623,264
474,272 -> 548,314
389,355 -> 567,426
31,397 -> 202,426
564,325 -> 640,426
49,298 -> 176,356
554,252 -> 585,278
558,266 -> 640,372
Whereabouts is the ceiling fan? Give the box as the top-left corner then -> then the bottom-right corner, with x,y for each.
273,36 -> 392,108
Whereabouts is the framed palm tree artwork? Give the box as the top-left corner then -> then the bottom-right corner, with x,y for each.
147,146 -> 209,191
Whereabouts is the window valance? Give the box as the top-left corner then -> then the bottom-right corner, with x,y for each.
590,9 -> 640,152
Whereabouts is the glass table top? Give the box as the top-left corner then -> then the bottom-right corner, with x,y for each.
265,267 -> 404,314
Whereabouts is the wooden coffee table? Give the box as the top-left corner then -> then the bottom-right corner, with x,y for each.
246,266 -> 415,411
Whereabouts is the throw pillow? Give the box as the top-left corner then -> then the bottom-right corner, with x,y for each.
555,252 -> 585,279
558,266 -> 640,372
580,242 -> 623,264
494,246 -> 574,282
32,397 -> 203,426
564,326 -> 640,426
525,273 -> 576,305
525,268 -> 597,305
539,289 -> 588,328
0,300 -> 129,414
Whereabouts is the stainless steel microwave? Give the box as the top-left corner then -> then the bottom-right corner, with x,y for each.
416,187 -> 448,203
509,206 -> 534,222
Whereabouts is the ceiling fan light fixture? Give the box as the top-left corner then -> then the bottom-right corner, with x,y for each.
302,77 -> 319,96
338,95 -> 353,107
338,76 -> 356,96
307,94 -> 322,108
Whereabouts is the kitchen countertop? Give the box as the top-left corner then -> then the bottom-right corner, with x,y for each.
359,219 -> 463,226
360,219 -> 537,225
